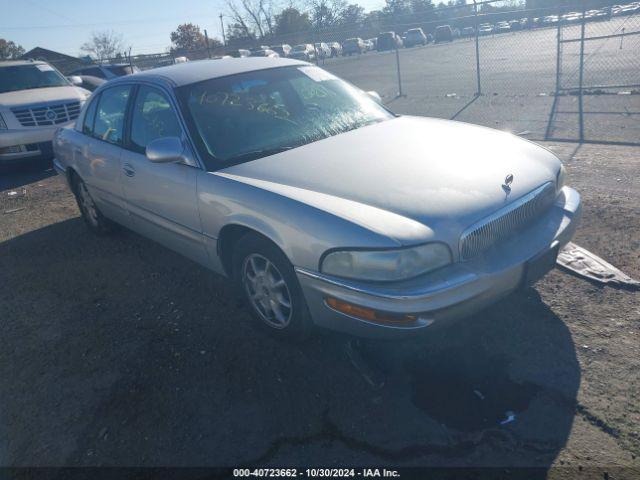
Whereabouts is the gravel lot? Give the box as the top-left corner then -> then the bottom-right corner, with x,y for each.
0,140 -> 638,474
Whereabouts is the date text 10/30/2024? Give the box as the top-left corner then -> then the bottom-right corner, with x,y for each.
233,468 -> 401,478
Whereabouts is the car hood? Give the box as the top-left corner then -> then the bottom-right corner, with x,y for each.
0,86 -> 89,108
219,116 -> 560,247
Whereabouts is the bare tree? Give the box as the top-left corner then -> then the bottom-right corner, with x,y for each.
227,0 -> 256,38
226,0 -> 280,38
80,31 -> 124,62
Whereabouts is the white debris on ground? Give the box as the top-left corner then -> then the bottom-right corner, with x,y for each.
557,242 -> 640,289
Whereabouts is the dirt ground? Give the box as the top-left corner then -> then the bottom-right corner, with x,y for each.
0,141 -> 638,476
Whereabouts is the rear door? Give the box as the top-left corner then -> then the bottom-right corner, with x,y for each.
119,84 -> 208,266
77,84 -> 132,226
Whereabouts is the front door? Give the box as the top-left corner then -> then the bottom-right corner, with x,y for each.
120,84 -> 208,266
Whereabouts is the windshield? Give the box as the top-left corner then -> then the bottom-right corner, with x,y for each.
293,45 -> 306,51
0,64 -> 69,94
178,65 -> 393,169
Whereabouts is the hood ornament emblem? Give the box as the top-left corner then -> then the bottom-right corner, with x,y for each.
502,174 -> 514,193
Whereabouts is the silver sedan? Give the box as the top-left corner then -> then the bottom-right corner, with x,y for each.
53,58 -> 581,339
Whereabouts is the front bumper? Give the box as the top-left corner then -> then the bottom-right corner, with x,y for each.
0,124 -> 68,164
295,186 -> 582,338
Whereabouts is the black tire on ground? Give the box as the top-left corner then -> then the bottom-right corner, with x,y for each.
71,174 -> 117,235
232,233 -> 313,340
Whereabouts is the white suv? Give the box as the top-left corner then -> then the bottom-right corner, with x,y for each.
0,60 -> 90,166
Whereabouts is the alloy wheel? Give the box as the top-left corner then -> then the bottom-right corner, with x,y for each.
242,253 -> 293,329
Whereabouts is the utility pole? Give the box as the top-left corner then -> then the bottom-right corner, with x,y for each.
204,29 -> 212,58
219,14 -> 226,46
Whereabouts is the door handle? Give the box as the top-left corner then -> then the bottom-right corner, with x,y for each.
122,163 -> 136,177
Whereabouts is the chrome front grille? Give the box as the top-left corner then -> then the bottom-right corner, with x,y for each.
11,101 -> 81,127
459,182 -> 556,260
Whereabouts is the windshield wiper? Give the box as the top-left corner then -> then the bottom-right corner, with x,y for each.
225,145 -> 296,164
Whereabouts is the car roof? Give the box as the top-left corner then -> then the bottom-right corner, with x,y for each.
0,59 -> 48,68
110,57 -> 308,88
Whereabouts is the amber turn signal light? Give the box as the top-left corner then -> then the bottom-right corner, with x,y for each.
325,297 -> 418,325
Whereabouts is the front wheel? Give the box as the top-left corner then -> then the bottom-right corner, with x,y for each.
232,234 -> 313,340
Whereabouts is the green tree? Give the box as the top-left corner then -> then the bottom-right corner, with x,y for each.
307,0 -> 346,30
339,4 -> 366,28
275,8 -> 312,36
170,23 -> 220,54
0,38 -> 25,60
382,0 -> 411,25
410,0 -> 435,22
226,22 -> 256,45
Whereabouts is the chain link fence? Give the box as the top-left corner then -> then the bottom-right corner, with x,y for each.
30,0 -> 639,145
552,2 -> 640,143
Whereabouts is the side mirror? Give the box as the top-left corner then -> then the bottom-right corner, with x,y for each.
366,91 -> 382,103
67,75 -> 83,86
145,137 -> 185,163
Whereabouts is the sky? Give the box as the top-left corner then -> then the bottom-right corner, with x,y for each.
0,0 -> 386,57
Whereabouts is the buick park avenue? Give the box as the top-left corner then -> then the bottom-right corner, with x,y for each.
53,58 -> 581,339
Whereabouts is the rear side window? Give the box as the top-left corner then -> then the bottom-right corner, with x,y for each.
129,86 -> 182,153
93,85 -> 131,145
82,94 -> 99,135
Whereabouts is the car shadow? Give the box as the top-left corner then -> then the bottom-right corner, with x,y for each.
0,158 -> 56,191
0,218 -> 580,471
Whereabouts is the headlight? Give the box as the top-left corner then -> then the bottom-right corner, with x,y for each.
556,164 -> 567,190
321,243 -> 452,282
0,113 -> 7,130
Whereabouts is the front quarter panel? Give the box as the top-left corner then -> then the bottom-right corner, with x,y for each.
196,170 -> 402,272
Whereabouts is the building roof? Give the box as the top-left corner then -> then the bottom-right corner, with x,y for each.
127,57 -> 308,87
21,47 -> 87,74
22,47 -> 82,62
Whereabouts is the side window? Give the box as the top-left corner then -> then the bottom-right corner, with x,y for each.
130,86 -> 182,153
82,94 -> 99,135
93,85 -> 131,145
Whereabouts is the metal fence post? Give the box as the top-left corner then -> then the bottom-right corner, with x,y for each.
554,5 -> 562,95
473,0 -> 481,95
395,45 -> 404,97
578,2 -> 586,142
546,3 -> 564,140
204,29 -> 212,59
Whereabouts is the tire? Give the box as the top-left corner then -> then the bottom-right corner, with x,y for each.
232,233 -> 313,340
71,174 -> 117,235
